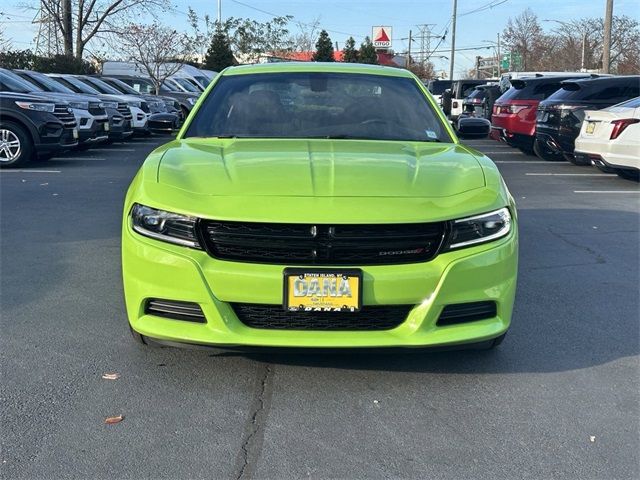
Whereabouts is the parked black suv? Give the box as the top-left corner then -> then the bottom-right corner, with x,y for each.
0,92 -> 78,167
12,69 -> 109,148
536,76 -> 640,163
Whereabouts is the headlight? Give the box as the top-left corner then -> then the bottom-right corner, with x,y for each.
131,204 -> 201,248
102,101 -> 118,109
187,97 -> 197,106
128,100 -> 142,108
15,101 -> 55,113
68,101 -> 89,110
445,207 -> 512,250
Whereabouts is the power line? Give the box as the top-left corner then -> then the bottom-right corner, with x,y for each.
229,0 -> 362,39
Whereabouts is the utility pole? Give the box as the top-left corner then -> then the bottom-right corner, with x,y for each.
217,0 -> 222,24
581,31 -> 587,71
602,0 -> 613,73
448,0 -> 457,80
496,33 -> 501,75
475,56 -> 481,79
407,29 -> 412,68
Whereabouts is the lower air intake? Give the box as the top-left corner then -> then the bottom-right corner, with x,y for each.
232,304 -> 413,331
437,301 -> 497,326
145,299 -> 206,323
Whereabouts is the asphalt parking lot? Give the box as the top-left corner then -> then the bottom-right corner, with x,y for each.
1,136 -> 638,480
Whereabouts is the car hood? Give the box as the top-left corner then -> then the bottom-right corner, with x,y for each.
156,139 -> 485,198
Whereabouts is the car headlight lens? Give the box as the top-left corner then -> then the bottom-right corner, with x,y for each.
68,101 -> 89,110
102,101 -> 118,109
445,207 -> 512,250
187,97 -> 197,106
15,101 -> 55,113
131,204 -> 201,248
128,100 -> 142,108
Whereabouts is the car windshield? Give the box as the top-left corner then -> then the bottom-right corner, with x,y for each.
53,76 -> 100,94
80,77 -> 121,94
20,71 -> 75,93
185,72 -> 451,143
172,78 -> 200,92
104,78 -> 139,95
0,70 -> 40,93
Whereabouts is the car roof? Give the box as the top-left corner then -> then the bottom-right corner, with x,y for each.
221,62 -> 415,78
566,75 -> 640,85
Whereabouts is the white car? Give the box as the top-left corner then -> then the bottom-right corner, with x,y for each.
575,97 -> 640,181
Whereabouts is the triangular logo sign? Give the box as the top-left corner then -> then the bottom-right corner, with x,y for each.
375,28 -> 390,43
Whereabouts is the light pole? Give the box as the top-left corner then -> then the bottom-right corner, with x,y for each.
217,0 -> 222,24
543,19 -> 587,71
448,0 -> 457,80
603,0 -> 613,73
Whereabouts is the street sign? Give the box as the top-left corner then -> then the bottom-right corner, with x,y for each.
372,26 -> 392,48
501,52 -> 522,70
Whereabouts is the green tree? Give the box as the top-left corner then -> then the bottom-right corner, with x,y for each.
204,29 -> 235,71
312,29 -> 334,62
359,37 -> 378,64
342,36 -> 359,63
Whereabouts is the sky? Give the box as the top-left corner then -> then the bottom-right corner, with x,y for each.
1,0 -> 639,77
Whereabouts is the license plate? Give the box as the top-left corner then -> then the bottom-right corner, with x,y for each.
283,269 -> 362,312
72,129 -> 79,139
104,123 -> 110,131
586,122 -> 595,134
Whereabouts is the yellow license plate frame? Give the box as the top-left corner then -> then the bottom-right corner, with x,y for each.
586,122 -> 595,134
283,268 -> 362,312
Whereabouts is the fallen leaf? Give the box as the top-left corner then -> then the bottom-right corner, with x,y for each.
105,415 -> 124,424
101,373 -> 120,380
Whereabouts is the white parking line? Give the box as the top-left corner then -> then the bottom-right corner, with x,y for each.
574,190 -> 640,194
480,151 -> 523,154
50,157 -> 106,161
0,169 -> 61,173
89,148 -> 137,152
526,173 -> 617,177
495,160 -> 561,164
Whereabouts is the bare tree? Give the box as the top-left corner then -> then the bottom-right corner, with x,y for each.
501,8 -> 550,71
0,24 -> 11,50
111,22 -> 193,94
30,0 -> 170,59
291,17 -> 321,52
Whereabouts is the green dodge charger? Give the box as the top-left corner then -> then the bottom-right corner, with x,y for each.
122,62 -> 518,350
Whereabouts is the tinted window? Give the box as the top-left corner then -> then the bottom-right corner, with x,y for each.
186,72 -> 451,143
428,81 -> 452,95
19,71 -> 74,93
0,70 -> 39,93
615,96 -> 640,108
80,77 -> 121,94
549,78 -> 640,103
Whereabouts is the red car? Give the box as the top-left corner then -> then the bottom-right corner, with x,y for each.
490,76 -> 593,154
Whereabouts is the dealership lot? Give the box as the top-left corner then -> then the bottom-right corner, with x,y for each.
1,137 -> 638,479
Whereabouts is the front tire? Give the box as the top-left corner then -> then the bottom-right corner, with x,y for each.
0,122 -> 33,168
534,138 -> 563,161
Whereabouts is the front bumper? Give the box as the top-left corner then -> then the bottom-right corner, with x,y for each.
123,221 -> 518,349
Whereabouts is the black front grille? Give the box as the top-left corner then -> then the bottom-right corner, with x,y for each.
232,303 -> 412,330
145,299 -> 205,323
53,104 -> 76,128
117,102 -> 132,120
88,102 -> 106,116
200,221 -> 446,265
437,301 -> 497,326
